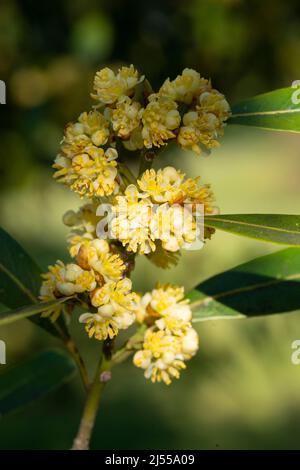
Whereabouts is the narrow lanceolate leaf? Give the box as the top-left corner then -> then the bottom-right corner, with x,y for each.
188,248 -> 300,322
0,227 -> 41,307
0,227 -> 68,338
0,298 -> 71,327
0,349 -> 76,417
228,87 -> 300,132
204,214 -> 300,245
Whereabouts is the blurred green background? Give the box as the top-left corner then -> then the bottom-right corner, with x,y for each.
1,0 -> 300,450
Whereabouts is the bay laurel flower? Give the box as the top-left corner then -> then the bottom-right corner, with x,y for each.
92,65 -> 144,105
136,284 -> 192,332
133,284 -> 199,384
63,202 -> 99,235
137,166 -> 215,208
152,204 -> 197,252
133,330 -> 186,385
63,202 -> 100,257
137,166 -> 185,204
76,239 -> 125,283
110,96 -> 143,139
159,68 -> 209,104
134,326 -> 199,385
141,94 -> 181,148
181,328 -> 199,359
39,261 -> 97,322
110,167 -> 216,254
177,90 -> 231,154
157,68 -> 230,154
53,145 -> 119,198
79,278 -> 138,340
62,110 -> 110,151
177,111 -> 220,154
111,185 -> 156,254
198,89 -> 231,121
138,166 -> 216,251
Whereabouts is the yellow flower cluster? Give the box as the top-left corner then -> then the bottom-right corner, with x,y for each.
42,64 -> 230,384
111,166 -> 216,254
52,65 -> 229,199
79,277 -> 138,341
40,261 -> 97,322
53,110 -> 119,198
63,202 -> 100,257
40,238 -> 139,339
159,68 -> 231,154
141,94 -> 181,148
133,285 -> 199,385
92,65 -> 144,104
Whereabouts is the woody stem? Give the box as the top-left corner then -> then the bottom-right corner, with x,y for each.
71,340 -> 113,450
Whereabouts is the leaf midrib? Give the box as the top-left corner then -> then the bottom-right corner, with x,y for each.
191,272 -> 300,312
0,262 -> 37,304
231,108 -> 300,118
204,216 -> 300,236
0,298 -> 72,327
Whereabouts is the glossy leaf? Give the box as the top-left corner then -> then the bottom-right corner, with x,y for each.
0,349 -> 76,417
189,248 -> 300,322
229,87 -> 300,132
0,227 -> 67,338
0,298 -> 71,327
204,214 -> 300,245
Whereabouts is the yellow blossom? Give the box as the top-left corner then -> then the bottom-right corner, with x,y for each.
53,145 -> 119,198
76,239 -> 125,282
79,278 -> 138,340
111,185 -> 156,254
198,89 -> 231,121
136,167 -> 216,250
136,284 -> 191,329
63,202 -> 100,257
154,204 -> 197,251
142,94 -> 181,148
138,166 -> 215,207
63,111 -> 110,152
133,284 -> 199,384
92,65 -> 144,104
177,111 -> 220,154
181,328 -> 199,359
110,97 -> 143,139
63,202 -> 99,235
137,167 -> 185,203
39,261 -> 96,321
133,330 -> 186,385
159,68 -> 209,104
177,89 -> 230,154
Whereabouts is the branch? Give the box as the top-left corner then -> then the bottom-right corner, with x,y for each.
71,341 -> 112,450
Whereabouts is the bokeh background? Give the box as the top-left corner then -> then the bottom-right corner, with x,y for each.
1,0 -> 300,449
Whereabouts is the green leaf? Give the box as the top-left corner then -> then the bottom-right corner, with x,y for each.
189,248 -> 300,322
228,87 -> 300,132
0,227 -> 41,307
0,298 -> 71,327
0,227 -> 67,338
204,214 -> 300,245
0,349 -> 76,417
